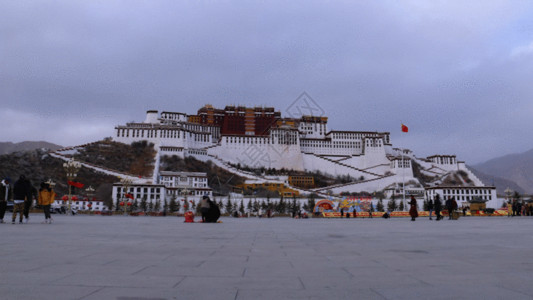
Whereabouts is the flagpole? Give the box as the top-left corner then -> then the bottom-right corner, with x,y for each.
402,150 -> 405,211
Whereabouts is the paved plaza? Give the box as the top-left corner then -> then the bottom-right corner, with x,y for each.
1,214 -> 533,300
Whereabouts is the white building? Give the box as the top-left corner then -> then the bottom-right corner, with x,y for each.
111,171 -> 212,211
425,186 -> 497,208
159,171 -> 212,199
55,197 -> 106,212
113,106 -> 492,197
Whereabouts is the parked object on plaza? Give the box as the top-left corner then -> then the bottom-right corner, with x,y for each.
184,211 -> 195,223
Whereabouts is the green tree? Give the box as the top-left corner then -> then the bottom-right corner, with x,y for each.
148,201 -> 153,212
277,196 -> 286,214
225,196 -> 233,215
239,200 -> 245,214
387,199 -> 397,212
154,199 -> 161,212
398,200 -> 404,211
377,199 -> 384,212
140,195 -> 148,213
169,197 -> 178,213
133,199 -> 139,210
370,202 -> 374,212
246,199 -> 252,213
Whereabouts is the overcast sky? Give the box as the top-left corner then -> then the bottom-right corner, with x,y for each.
1,1 -> 533,164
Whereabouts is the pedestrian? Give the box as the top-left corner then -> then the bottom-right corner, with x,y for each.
428,199 -> 434,220
446,197 -> 458,220
38,181 -> 56,224
13,175 -> 31,224
434,195 -> 442,221
368,207 -> 373,218
409,196 -> 418,221
0,178 -> 12,223
462,206 -> 467,216
340,207 -> 344,218
23,180 -> 37,223
199,195 -> 211,222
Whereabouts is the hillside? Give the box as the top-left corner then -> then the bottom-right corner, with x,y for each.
0,141 -> 63,155
473,148 -> 533,194
0,149 -> 117,206
70,140 -> 156,177
468,166 -> 525,195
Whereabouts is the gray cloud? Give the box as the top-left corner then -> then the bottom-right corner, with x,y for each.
1,0 -> 533,164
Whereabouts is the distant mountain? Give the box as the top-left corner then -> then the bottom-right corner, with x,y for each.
468,166 -> 525,195
0,141 -> 63,155
473,148 -> 533,194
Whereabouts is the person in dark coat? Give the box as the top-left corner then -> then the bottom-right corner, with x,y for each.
446,197 -> 458,220
13,175 -> 32,224
0,178 -> 12,223
409,196 -> 418,221
427,199 -> 434,220
23,181 -> 37,223
434,195 -> 442,221
204,196 -> 220,223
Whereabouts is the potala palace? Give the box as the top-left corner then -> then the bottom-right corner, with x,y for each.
113,104 -> 498,207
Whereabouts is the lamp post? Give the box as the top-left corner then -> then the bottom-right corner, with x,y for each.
85,186 -> 95,214
120,177 -> 133,215
182,187 -> 189,212
504,187 -> 513,212
63,158 -> 81,215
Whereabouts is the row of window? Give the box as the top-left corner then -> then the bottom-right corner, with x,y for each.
443,189 -> 491,195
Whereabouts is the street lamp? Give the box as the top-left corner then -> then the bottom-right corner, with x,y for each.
85,186 -> 95,214
63,158 -> 81,215
120,177 -> 133,215
504,187 -> 513,212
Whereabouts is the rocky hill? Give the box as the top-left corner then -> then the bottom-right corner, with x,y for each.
0,141 -> 63,155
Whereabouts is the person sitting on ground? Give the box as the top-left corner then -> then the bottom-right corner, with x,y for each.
200,195 -> 211,222
204,196 -> 220,223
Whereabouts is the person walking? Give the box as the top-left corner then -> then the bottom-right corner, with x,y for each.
38,181 -> 56,224
409,196 -> 418,221
23,180 -> 36,223
13,175 -> 31,224
428,199 -> 434,220
199,195 -> 211,222
434,195 -> 442,221
446,197 -> 458,220
0,178 -> 12,223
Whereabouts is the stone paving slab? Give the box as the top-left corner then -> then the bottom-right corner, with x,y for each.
1,214 -> 533,300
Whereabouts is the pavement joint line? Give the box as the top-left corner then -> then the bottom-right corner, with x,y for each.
77,286 -> 105,300
297,276 -> 306,290
369,287 -> 389,300
172,276 -> 187,288
131,265 -> 153,275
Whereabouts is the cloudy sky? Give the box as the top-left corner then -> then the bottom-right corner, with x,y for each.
1,1 -> 533,164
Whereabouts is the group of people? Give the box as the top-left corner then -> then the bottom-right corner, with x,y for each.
410,194 -> 458,221
0,175 -> 56,224
199,195 -> 220,223
509,200 -> 532,217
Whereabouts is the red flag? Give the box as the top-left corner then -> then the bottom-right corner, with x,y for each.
68,181 -> 85,188
401,124 -> 408,133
